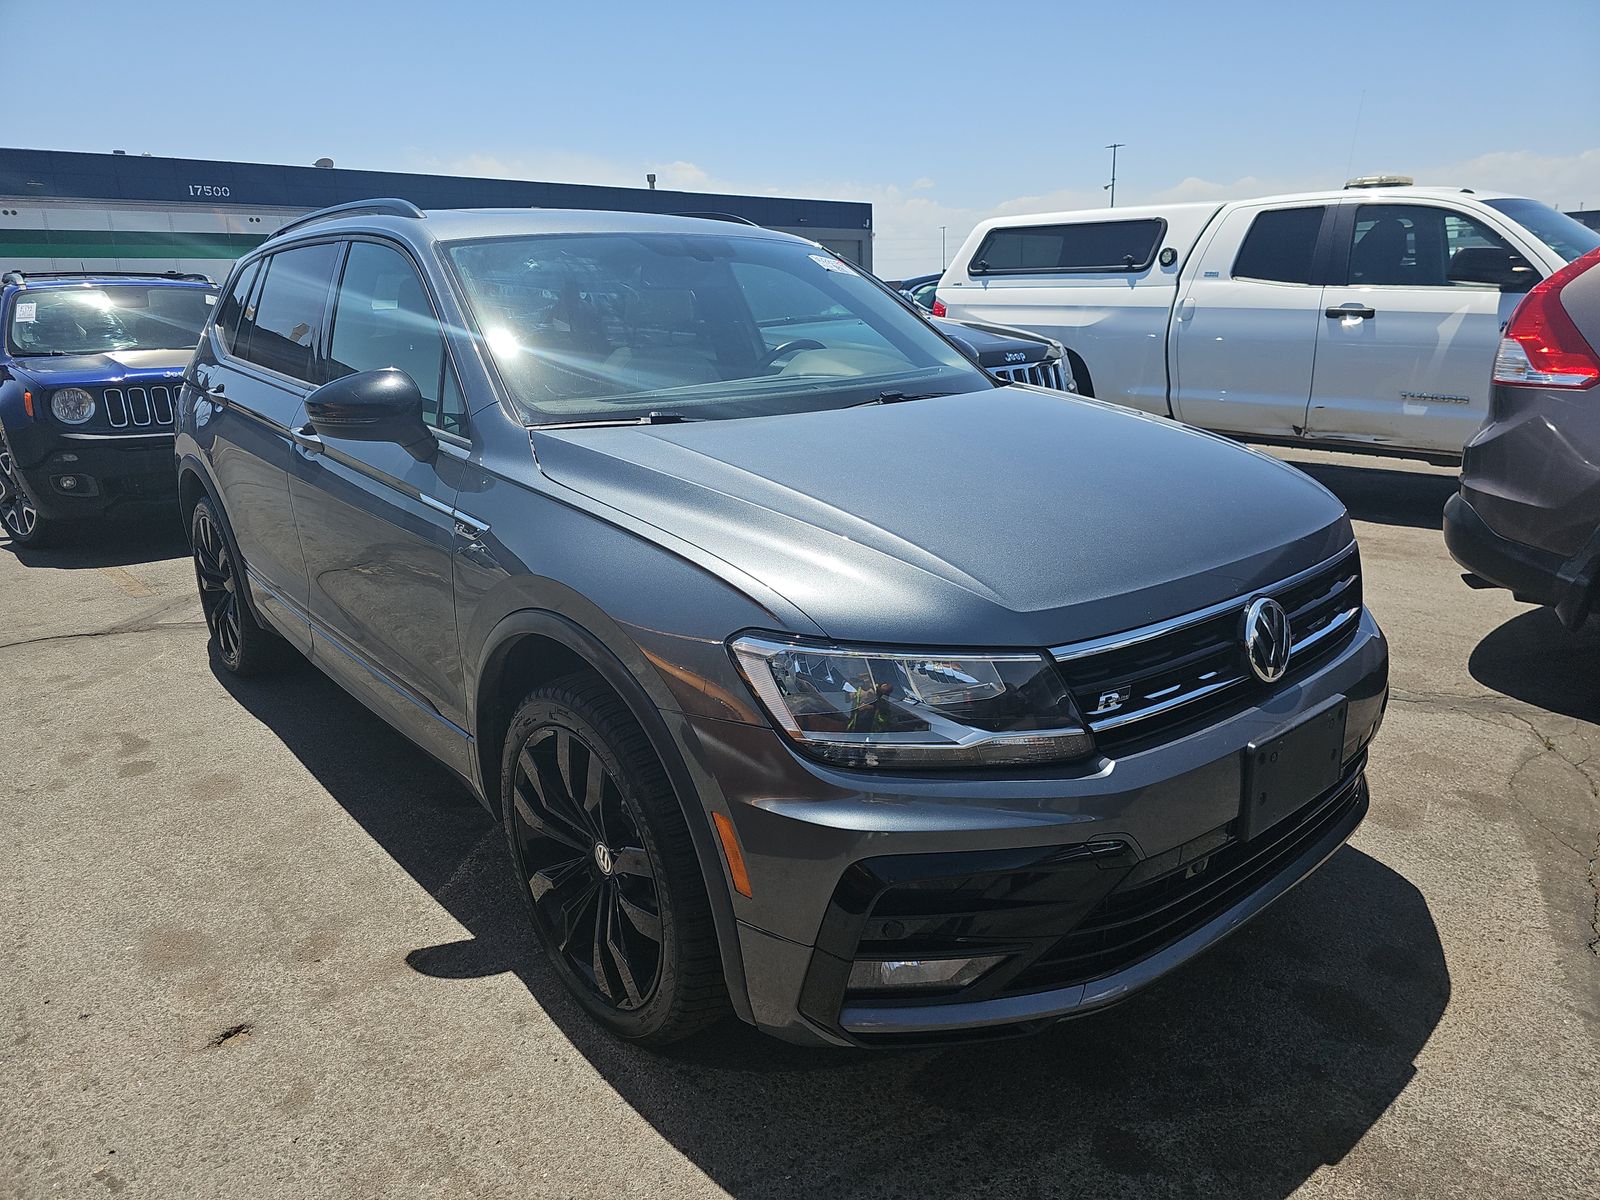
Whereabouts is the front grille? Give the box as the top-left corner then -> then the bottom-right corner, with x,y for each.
1004,762 -> 1366,995
991,359 -> 1070,391
1054,545 -> 1362,752
102,385 -> 176,429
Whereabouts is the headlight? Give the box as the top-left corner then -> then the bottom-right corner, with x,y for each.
50,388 -> 96,424
729,634 -> 1092,768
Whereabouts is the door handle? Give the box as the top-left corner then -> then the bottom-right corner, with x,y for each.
185,376 -> 228,406
291,423 -> 323,455
1326,306 -> 1376,320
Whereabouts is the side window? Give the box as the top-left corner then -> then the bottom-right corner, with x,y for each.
238,242 -> 340,383
1232,206 -> 1326,284
1347,205 -> 1514,287
911,281 -> 939,310
213,261 -> 259,353
327,240 -> 463,433
971,219 -> 1164,274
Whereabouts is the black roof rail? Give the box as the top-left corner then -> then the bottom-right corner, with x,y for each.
271,197 -> 426,241
2,269 -> 214,287
674,211 -> 759,226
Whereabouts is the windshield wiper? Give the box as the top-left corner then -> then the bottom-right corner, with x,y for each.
849,390 -> 953,408
534,410 -> 702,430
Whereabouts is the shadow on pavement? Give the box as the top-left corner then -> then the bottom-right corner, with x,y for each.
1,508 -> 188,569
1277,458 -> 1459,530
217,660 -> 1450,1200
1470,605 -> 1600,724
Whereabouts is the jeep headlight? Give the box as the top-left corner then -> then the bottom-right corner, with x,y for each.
50,388 -> 96,424
729,634 -> 1092,768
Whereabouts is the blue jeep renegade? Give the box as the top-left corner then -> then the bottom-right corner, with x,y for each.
0,270 -> 218,546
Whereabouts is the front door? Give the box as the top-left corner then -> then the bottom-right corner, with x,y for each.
1305,202 -> 1525,456
286,238 -> 472,772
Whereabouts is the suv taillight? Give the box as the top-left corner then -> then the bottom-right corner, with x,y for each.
931,297 -> 947,317
1492,246 -> 1600,389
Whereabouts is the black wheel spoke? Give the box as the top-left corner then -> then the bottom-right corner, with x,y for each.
604,889 -> 645,1006
591,888 -> 615,1001
582,752 -> 609,842
512,783 -> 588,852
616,889 -> 661,942
520,747 -> 593,841
611,846 -> 654,880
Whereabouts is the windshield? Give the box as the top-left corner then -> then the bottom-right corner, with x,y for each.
6,284 -> 218,356
1484,199 -> 1600,263
446,232 -> 990,424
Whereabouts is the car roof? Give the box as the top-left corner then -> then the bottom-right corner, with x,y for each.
262,206 -> 813,250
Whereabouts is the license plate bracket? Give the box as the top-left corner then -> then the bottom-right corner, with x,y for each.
1239,699 -> 1348,841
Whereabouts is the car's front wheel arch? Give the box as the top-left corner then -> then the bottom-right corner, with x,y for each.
473,610 -> 755,1025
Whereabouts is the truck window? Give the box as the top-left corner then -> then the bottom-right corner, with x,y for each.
1347,205 -> 1516,287
1232,207 -> 1326,284
970,219 -> 1164,274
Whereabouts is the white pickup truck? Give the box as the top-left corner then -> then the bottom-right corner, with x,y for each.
936,183 -> 1600,460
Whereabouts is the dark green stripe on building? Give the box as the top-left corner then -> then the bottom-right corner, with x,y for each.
0,229 -> 267,259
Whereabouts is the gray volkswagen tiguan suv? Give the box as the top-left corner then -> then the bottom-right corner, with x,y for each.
176,200 -> 1388,1048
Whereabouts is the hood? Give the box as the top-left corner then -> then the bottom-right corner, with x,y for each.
532,388 -> 1352,647
8,347 -> 194,388
930,317 -> 1056,367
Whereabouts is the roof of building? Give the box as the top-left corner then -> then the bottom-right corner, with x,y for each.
0,147 -> 871,232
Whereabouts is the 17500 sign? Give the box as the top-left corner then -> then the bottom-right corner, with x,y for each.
187,184 -> 231,198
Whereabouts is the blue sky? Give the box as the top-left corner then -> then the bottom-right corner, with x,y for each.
10,0 -> 1599,276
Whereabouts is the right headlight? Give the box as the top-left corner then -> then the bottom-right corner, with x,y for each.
729,634 -> 1092,769
50,387 -> 96,424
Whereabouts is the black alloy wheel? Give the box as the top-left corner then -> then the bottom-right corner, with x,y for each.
189,498 -> 283,676
510,722 -> 664,1011
502,676 -> 728,1045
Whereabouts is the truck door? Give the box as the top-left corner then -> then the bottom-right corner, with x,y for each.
1169,203 -> 1333,439
1305,202 -> 1525,456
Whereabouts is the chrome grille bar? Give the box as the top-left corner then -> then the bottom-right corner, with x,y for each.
103,388 -> 128,427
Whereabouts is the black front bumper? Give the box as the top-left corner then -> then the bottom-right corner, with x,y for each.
5,425 -> 176,520
1444,492 -> 1566,608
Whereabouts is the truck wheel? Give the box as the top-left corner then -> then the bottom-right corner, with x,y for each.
502,673 -> 729,1046
0,446 -> 66,548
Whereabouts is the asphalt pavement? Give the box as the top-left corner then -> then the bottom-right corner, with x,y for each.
1,449 -> 1596,1199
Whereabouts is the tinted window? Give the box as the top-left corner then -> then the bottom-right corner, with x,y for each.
327,241 -> 464,433
971,219 -> 1164,274
1233,207 -> 1326,284
215,261 -> 259,354
1348,205 -> 1515,287
1484,198 -> 1600,263
238,242 -> 340,383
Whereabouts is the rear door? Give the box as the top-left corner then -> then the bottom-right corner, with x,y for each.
200,242 -> 341,650
1305,202 -> 1525,455
286,237 -> 473,772
1169,203 -> 1334,438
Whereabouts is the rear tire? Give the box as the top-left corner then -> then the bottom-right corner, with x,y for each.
502,673 -> 729,1045
189,498 -> 287,676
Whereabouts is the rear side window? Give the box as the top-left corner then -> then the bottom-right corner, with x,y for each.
236,242 -> 340,383
214,261 -> 260,354
327,240 -> 465,433
1233,207 -> 1326,284
970,219 -> 1165,274
1347,204 -> 1515,287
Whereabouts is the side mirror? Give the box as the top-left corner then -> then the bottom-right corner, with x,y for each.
304,368 -> 434,459
1448,247 -> 1541,293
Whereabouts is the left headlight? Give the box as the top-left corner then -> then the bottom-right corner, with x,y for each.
729,634 -> 1092,769
50,388 -> 96,424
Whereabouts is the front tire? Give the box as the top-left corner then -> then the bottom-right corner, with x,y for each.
189,498 -> 285,676
0,444 -> 67,548
502,674 -> 728,1045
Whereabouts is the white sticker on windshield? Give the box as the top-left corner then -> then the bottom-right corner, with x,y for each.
205,294 -> 217,305
15,302 -> 35,322
810,253 -> 853,274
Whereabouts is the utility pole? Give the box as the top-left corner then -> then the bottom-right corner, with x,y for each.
940,226 -> 947,268
1104,142 -> 1125,208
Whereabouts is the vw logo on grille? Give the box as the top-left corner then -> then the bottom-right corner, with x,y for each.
1241,596 -> 1292,683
